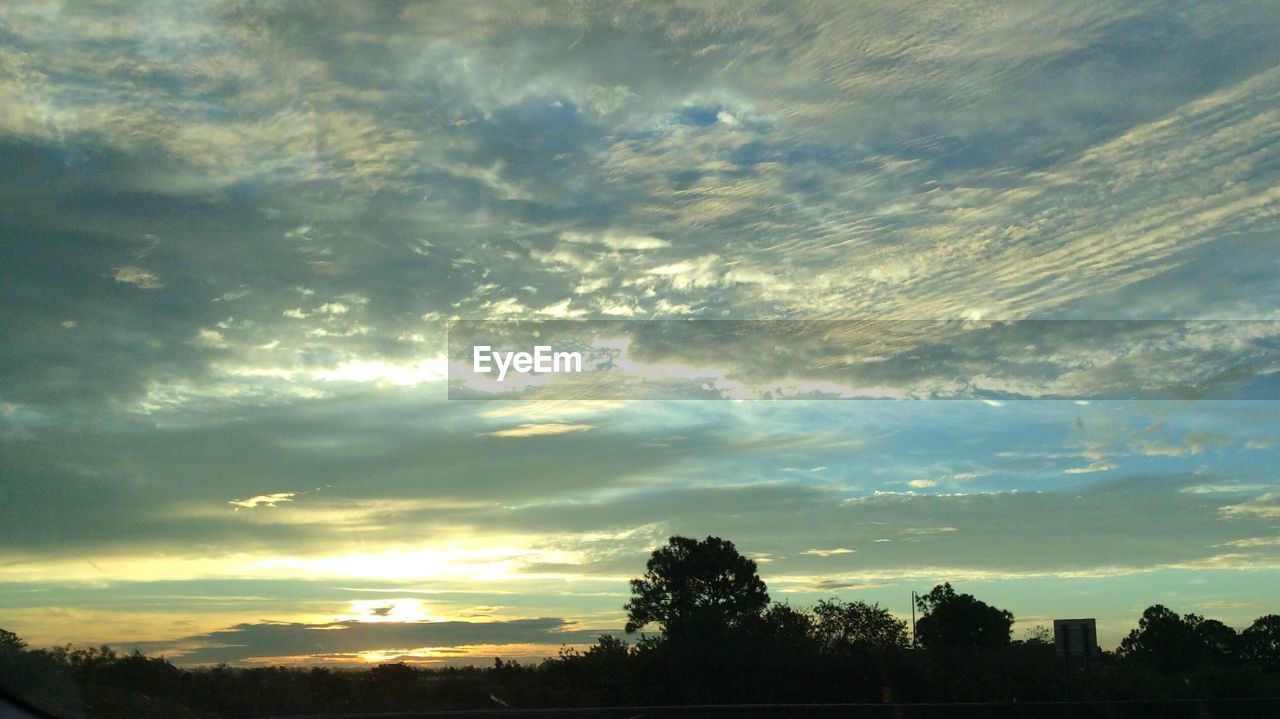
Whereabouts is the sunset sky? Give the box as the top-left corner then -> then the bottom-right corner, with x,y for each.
2,1 -> 1279,666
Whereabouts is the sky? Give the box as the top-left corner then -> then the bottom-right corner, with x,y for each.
1,0 -> 1279,667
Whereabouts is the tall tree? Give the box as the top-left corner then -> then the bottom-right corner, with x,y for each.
624,536 -> 769,639
1241,614 -> 1280,672
1117,604 -> 1238,673
913,583 -> 1013,650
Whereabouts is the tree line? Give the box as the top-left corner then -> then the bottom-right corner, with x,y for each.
1,535 -> 1277,717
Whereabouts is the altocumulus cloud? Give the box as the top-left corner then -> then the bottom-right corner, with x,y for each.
0,0 -> 1279,655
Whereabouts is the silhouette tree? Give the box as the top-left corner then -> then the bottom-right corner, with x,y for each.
624,535 -> 769,639
0,628 -> 26,654
1240,614 -> 1280,672
1117,604 -> 1237,673
812,599 -> 909,653
913,583 -> 1013,650
758,603 -> 815,645
1195,618 -> 1239,661
0,628 -> 30,695
1018,624 -> 1054,646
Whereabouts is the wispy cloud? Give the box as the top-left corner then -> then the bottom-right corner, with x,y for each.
229,493 -> 297,509
3,0 -> 1280,659
112,266 -> 163,289
1219,493 -> 1280,519
1064,461 -> 1116,475
484,423 -> 594,438
800,548 -> 856,557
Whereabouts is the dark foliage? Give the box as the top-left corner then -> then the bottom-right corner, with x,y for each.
1241,614 -> 1280,672
1,539 -> 1277,716
1117,605 -> 1238,673
914,582 -> 1014,651
624,535 -> 770,639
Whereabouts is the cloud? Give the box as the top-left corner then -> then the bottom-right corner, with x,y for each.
310,360 -> 447,387
1138,441 -> 1184,457
1185,431 -> 1233,454
446,319 -> 1280,401
1218,537 -> 1280,549
536,298 -> 585,318
800,548 -> 855,557
560,231 -> 669,251
1180,483 -> 1273,495
1219,493 -> 1280,519
901,527 -> 957,537
136,617 -> 611,666
195,328 -> 227,349
1065,461 -> 1116,475
112,266 -> 163,289
4,0 -> 1280,659
484,423 -> 594,438
229,493 -> 297,509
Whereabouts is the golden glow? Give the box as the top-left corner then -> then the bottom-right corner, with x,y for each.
229,492 -> 297,508
0,536 -> 591,585
339,598 -> 444,624
310,358 -> 447,386
220,642 -> 582,667
246,542 -> 585,582
0,606 -> 339,649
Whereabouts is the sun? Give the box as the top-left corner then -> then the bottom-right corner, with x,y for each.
341,598 -> 443,623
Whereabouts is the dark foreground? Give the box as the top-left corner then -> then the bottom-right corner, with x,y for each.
270,700 -> 1280,719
